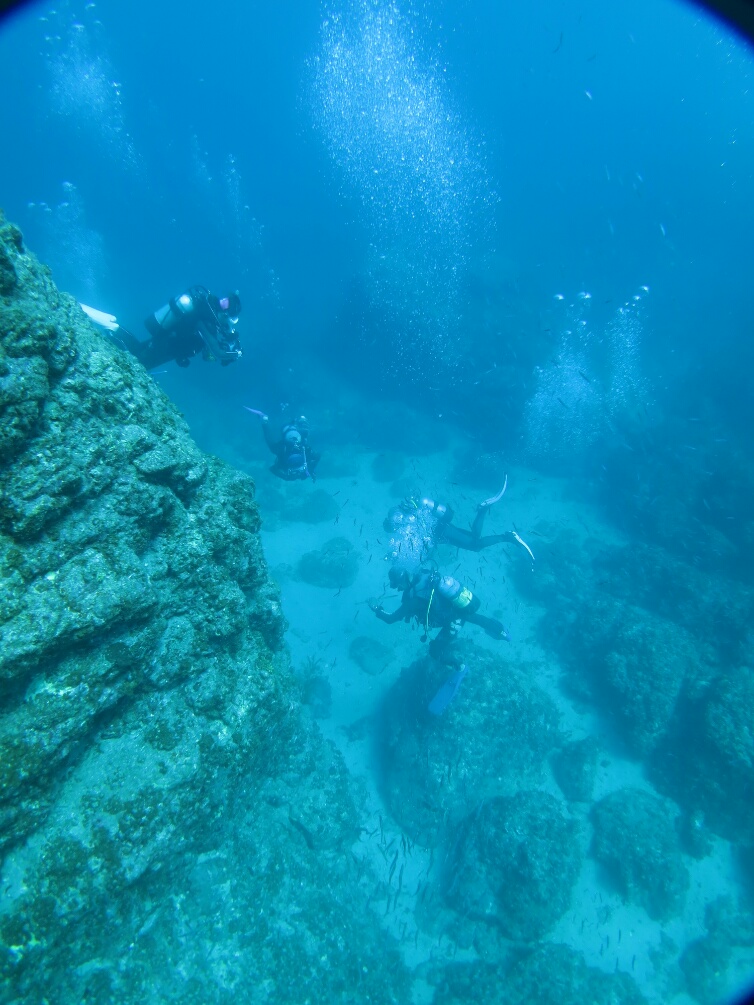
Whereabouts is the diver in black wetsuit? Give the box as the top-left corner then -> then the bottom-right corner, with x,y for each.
383,479 -> 534,567
369,566 -> 510,643
384,494 -> 516,553
249,412 -> 321,481
111,287 -> 243,369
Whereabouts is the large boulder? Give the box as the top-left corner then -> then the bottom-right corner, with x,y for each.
591,787 -> 689,921
0,215 -> 410,1004
433,943 -> 647,1005
445,791 -> 581,943
379,644 -> 562,846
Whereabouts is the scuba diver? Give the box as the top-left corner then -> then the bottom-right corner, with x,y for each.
369,566 -> 510,643
81,286 -> 243,369
244,407 -> 321,481
383,477 -> 534,566
370,565 -> 509,716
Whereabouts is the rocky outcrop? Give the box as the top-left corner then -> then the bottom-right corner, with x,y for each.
591,787 -> 689,922
0,214 -> 409,1004
380,643 -> 561,846
445,791 -> 582,943
433,943 -> 647,1005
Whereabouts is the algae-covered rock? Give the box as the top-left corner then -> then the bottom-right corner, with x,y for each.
445,791 -> 581,942
0,216 -> 411,1004
656,664 -> 754,845
591,787 -> 689,921
552,736 -> 599,803
297,535 -> 359,588
380,644 -> 561,846
602,608 -> 707,755
698,667 -> 754,834
679,895 -> 754,1005
433,943 -> 647,1005
680,935 -> 733,1005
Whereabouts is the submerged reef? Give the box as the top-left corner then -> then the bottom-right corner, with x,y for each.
379,644 -> 562,847
514,519 -> 754,854
445,790 -> 582,943
297,535 -> 360,588
433,943 -> 647,1005
590,787 -> 689,921
0,214 -> 410,1003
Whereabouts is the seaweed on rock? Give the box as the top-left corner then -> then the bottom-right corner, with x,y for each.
591,787 -> 689,921
0,215 -> 410,1004
444,791 -> 582,943
379,643 -> 562,847
432,943 -> 647,1005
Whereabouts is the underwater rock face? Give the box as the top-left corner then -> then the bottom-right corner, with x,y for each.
297,535 -> 359,588
380,644 -> 562,846
591,787 -> 689,921
601,606 -> 706,755
433,943 -> 647,1005
445,791 -> 581,943
0,215 -> 410,1004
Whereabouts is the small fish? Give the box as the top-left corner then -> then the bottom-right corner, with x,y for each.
585,89 -> 593,100
388,850 -> 399,884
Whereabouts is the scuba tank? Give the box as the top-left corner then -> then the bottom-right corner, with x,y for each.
419,572 -> 478,641
420,497 -> 453,524
149,288 -> 202,334
435,575 -> 476,611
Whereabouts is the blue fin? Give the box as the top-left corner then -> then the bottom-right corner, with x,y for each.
428,664 -> 468,715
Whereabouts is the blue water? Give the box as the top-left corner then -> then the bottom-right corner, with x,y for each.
2,0 -> 754,1002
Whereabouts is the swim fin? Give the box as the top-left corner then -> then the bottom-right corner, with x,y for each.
428,664 -> 469,716
80,303 -> 119,331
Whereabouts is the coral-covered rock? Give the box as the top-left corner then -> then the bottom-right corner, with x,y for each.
0,216 -> 410,1004
380,644 -> 561,846
297,535 -> 359,588
601,608 -> 706,755
433,943 -> 647,1005
591,787 -> 689,921
445,791 -> 581,942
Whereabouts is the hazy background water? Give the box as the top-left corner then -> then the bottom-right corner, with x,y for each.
1,0 -> 752,441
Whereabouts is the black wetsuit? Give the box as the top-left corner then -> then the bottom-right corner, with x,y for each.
375,571 -> 507,640
118,287 -> 238,369
436,505 -> 517,552
263,422 -> 320,481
